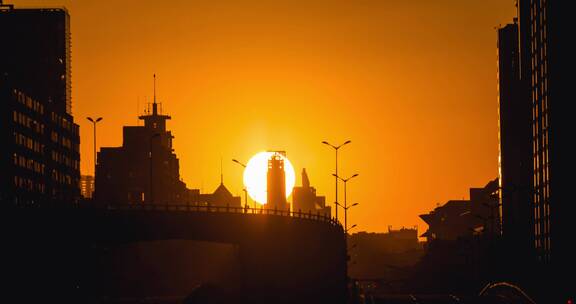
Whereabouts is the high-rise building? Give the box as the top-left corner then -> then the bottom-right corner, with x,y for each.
266,152 -> 289,211
292,168 -> 330,216
0,3 -> 71,114
497,20 -> 534,259
500,1 -> 572,299
95,90 -> 190,205
518,0 -> 553,266
520,0 -> 572,284
1,3 -> 80,205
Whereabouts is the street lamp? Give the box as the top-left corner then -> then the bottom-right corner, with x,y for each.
341,203 -> 360,235
346,224 -> 357,234
232,159 -> 246,168
232,159 -> 253,209
149,133 -> 160,204
333,173 -> 359,234
322,140 -> 351,223
86,117 -> 103,177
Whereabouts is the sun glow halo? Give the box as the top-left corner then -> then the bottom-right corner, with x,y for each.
243,152 -> 296,205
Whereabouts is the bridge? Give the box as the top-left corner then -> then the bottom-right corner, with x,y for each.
2,204 -> 347,304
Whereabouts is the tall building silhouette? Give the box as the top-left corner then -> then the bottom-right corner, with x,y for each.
1,3 -> 80,205
497,20 -> 533,258
500,1 -> 572,300
94,78 -> 240,207
266,151 -> 289,211
517,0 -> 573,267
0,3 -> 71,114
519,0 -> 572,287
292,168 -> 330,216
95,79 -> 189,204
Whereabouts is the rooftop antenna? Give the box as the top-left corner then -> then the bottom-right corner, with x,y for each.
153,74 -> 157,104
220,157 -> 224,185
152,74 -> 158,115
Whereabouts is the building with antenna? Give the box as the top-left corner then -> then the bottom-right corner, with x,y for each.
195,159 -> 241,208
197,183 -> 241,208
94,76 -> 241,207
95,76 -> 189,204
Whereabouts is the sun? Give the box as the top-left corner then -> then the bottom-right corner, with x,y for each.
243,151 -> 296,205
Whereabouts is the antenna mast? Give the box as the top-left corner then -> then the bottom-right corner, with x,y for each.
152,74 -> 158,115
153,73 -> 157,104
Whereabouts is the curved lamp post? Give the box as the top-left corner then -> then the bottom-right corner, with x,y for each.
86,117 -> 103,176
333,173 -> 359,234
346,224 -> 357,234
322,140 -> 351,222
232,159 -> 254,209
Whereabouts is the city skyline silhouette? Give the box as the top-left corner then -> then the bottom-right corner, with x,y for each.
2,0 -> 572,302
8,0 -> 517,233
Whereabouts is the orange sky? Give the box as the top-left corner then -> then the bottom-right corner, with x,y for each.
14,0 -> 516,233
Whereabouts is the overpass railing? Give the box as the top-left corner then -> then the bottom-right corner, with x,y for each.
78,203 -> 341,227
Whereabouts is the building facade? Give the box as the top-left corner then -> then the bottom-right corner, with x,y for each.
518,0 -> 553,265
520,0 -> 572,300
1,4 -> 80,205
0,5 -> 72,115
500,1 -> 572,299
497,20 -> 535,262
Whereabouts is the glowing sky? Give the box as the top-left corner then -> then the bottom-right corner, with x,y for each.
12,0 -> 516,233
